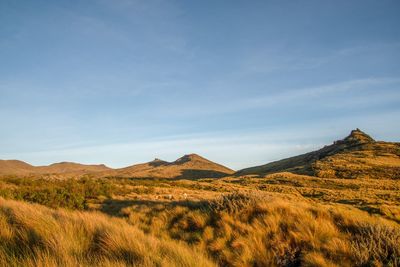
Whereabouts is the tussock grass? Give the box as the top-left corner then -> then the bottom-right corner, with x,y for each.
222,174 -> 400,223
122,193 -> 400,267
0,197 -> 215,267
1,175 -> 399,266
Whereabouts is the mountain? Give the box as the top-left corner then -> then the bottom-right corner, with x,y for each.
107,154 -> 234,179
0,154 -> 233,179
236,129 -> 400,179
0,160 -> 36,176
0,160 -> 110,176
37,162 -> 111,174
2,130 -> 398,180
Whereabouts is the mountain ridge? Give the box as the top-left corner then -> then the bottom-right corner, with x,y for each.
103,153 -> 234,179
0,160 -> 111,176
0,154 -> 235,179
1,130 -> 399,179
236,129 -> 400,179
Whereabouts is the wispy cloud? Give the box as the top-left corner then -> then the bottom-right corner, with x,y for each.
241,42 -> 400,74
245,77 -> 400,108
156,77 -> 400,117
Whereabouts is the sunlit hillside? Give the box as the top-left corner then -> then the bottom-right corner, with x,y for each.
103,154 -> 235,179
0,154 -> 233,180
0,160 -> 111,177
237,129 -> 400,179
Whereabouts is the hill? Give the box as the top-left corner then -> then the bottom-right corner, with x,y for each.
236,129 -> 400,179
37,162 -> 111,174
0,154 -> 233,179
106,154 -> 234,179
0,160 -> 36,176
0,160 -> 110,176
2,130 -> 399,180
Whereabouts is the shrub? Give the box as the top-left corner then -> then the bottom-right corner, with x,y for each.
0,177 -> 115,210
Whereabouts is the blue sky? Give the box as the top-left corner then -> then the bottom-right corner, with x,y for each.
1,0 -> 399,169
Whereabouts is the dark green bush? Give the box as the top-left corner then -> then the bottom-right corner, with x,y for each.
0,177 -> 116,210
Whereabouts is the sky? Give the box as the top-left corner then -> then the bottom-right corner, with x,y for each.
0,0 -> 399,170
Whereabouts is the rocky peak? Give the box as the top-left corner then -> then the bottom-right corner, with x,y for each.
343,129 -> 375,144
149,158 -> 169,167
174,154 -> 204,164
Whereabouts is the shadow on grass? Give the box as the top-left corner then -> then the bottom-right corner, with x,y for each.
100,198 -> 209,217
175,169 -> 230,179
104,169 -> 230,181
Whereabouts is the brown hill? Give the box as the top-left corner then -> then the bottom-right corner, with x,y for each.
0,160 -> 36,176
236,129 -> 400,179
0,160 -> 110,176
0,154 -> 233,179
37,162 -> 111,174
107,154 -> 234,179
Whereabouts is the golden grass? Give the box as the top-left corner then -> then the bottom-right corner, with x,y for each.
0,197 -> 215,267
121,193 -> 400,267
1,172 -> 400,266
220,173 -> 400,223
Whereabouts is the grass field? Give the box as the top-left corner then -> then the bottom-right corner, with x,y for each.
1,172 -> 399,266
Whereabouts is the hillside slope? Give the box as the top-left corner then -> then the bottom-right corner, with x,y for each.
0,160 -> 36,176
37,162 -> 111,174
0,154 -> 233,179
107,154 -> 234,179
236,129 -> 400,179
0,160 -> 110,176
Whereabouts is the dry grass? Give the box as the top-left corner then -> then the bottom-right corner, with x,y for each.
221,173 -> 400,223
1,177 -> 400,266
1,171 -> 399,266
121,193 -> 400,267
0,197 -> 215,267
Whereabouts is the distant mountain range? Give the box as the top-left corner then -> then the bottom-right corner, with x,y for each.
104,154 -> 234,179
1,129 -> 399,179
0,154 -> 234,179
0,160 -> 110,176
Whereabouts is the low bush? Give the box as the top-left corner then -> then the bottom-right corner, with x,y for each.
0,177 -> 115,210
